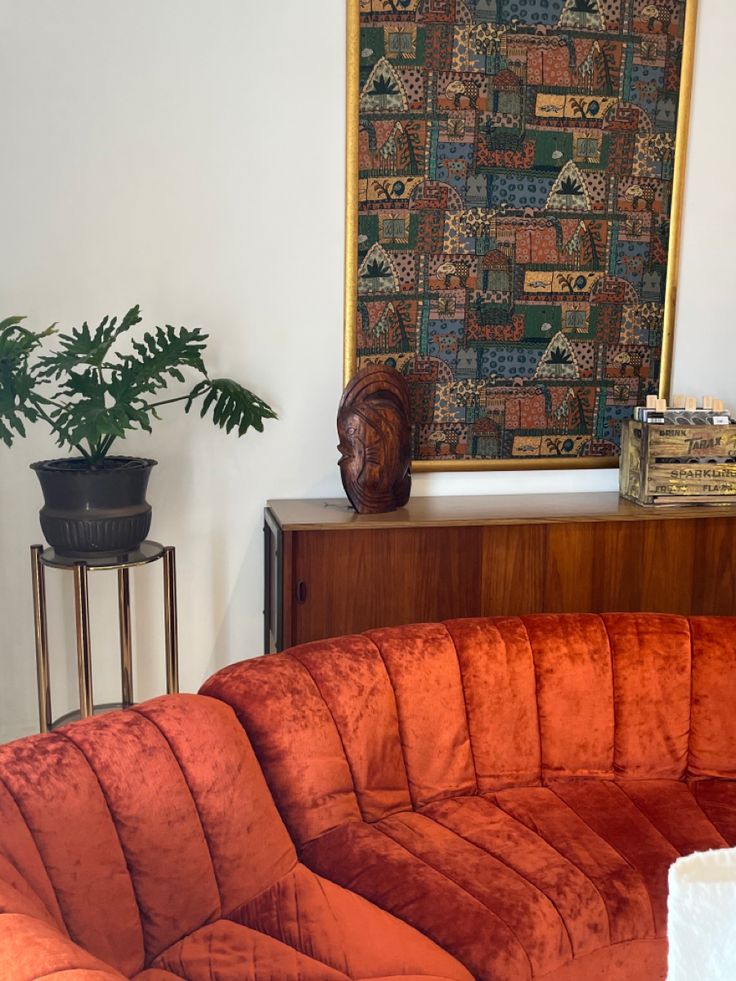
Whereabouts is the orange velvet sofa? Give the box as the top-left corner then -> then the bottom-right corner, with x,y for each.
201,613 -> 736,981
0,694 -> 470,981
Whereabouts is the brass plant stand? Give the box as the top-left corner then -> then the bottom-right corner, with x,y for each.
30,541 -> 179,733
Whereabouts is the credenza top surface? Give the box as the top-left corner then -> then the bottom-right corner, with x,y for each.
267,492 -> 736,532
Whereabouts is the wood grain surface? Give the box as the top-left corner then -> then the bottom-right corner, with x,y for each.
265,493 -> 736,649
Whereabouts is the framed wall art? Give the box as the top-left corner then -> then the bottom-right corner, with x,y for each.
344,0 -> 697,470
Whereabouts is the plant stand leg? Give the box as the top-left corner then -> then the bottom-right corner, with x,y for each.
163,547 -> 179,694
73,562 -> 94,718
31,546 -> 52,734
118,568 -> 133,707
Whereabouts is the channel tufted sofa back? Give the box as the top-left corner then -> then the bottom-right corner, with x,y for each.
3,613 -> 735,981
0,695 -> 296,977
201,613 -> 736,981
202,614 -> 736,846
0,693 -> 469,981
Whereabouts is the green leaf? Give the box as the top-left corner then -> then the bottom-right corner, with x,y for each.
0,305 -> 277,460
0,316 -> 26,331
37,306 -> 141,379
114,324 -> 208,403
0,316 -> 55,446
186,377 -> 277,438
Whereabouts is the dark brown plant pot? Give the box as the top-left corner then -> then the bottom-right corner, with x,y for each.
30,457 -> 157,558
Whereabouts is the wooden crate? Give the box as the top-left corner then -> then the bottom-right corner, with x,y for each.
620,420 -> 736,505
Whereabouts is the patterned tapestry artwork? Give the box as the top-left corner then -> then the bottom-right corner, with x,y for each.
352,0 -> 692,467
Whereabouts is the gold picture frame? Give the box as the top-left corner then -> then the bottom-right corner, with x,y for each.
344,0 -> 698,472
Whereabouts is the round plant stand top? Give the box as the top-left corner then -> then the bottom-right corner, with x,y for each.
38,540 -> 166,571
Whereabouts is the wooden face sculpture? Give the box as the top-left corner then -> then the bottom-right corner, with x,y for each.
337,366 -> 412,514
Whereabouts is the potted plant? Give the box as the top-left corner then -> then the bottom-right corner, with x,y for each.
0,305 -> 276,556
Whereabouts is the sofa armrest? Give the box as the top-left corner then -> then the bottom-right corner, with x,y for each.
0,913 -> 126,981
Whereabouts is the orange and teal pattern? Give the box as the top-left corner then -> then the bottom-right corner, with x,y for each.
355,0 -> 688,463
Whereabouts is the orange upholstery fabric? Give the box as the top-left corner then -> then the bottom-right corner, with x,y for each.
0,695 -> 468,981
202,613 -> 736,981
689,617 -> 736,778
523,615 -> 616,780
153,864 -> 469,981
0,913 -> 127,979
366,624 -> 477,807
604,614 -> 692,778
290,636 -> 411,822
443,617 -> 541,791
4,613 -> 735,981
692,779 -> 736,843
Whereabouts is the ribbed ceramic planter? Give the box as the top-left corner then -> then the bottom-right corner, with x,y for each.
31,457 -> 157,557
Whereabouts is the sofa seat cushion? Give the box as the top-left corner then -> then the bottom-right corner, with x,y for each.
421,794 -> 632,957
691,779 -> 736,843
232,863 -> 470,981
152,920 -> 353,981
302,819 -> 552,981
300,779 -> 728,981
494,781 -> 724,939
152,864 -> 472,981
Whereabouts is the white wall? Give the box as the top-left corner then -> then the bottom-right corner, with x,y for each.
0,0 -> 733,742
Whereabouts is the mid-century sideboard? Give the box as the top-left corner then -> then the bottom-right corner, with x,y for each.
264,493 -> 736,652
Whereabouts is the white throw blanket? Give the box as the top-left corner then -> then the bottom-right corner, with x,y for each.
668,848 -> 736,980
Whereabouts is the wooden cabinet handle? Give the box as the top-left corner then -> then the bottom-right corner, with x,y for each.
296,581 -> 308,604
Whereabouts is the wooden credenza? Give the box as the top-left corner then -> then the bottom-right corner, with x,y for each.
264,493 -> 736,653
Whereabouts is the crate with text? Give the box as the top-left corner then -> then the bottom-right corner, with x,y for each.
620,420 -> 736,506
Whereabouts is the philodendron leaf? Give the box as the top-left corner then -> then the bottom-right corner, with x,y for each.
0,316 -> 56,446
185,377 -> 277,437
1,305 -> 277,459
115,324 -> 208,400
37,307 -> 140,378
0,316 -> 26,331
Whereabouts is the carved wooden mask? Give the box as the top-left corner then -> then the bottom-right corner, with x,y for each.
337,366 -> 412,514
